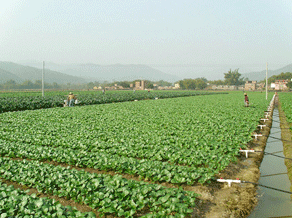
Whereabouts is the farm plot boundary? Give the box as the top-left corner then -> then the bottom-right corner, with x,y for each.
278,96 -> 292,192
0,92 -> 275,217
0,110 -> 273,218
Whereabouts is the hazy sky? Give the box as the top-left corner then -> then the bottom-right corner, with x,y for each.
1,0 -> 291,79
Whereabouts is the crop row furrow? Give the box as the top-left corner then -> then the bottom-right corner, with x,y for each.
0,138 -> 225,184
0,181 -> 95,217
0,157 -> 199,217
0,130 -> 239,167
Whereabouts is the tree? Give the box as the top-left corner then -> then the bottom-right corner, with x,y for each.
4,80 -> 17,89
119,81 -> 131,88
156,80 -> 173,87
224,69 -> 244,85
197,77 -> 208,83
178,80 -> 186,89
177,79 -> 207,90
34,80 -> 42,88
209,80 -> 225,85
21,80 -> 35,89
87,82 -> 94,89
195,79 -> 207,89
268,72 -> 292,84
145,81 -> 154,89
287,81 -> 292,89
52,82 -> 60,89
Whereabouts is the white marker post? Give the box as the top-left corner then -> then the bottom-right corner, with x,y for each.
42,61 -> 45,97
258,125 -> 266,129
266,62 -> 268,100
239,149 -> 255,158
253,133 -> 262,140
217,178 -> 241,187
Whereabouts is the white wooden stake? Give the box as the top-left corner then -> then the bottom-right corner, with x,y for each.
42,61 -> 45,97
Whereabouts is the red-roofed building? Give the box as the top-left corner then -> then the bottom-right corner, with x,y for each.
273,79 -> 289,90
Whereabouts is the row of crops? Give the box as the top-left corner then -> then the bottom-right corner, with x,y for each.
0,181 -> 95,217
279,92 -> 292,124
0,157 -> 198,217
0,92 -> 272,217
0,90 -> 224,113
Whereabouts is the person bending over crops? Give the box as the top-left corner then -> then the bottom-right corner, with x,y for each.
68,92 -> 77,107
244,93 -> 249,107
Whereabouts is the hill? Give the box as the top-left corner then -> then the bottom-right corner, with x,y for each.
18,62 -> 181,83
0,62 -> 86,84
0,68 -> 23,84
242,64 -> 292,81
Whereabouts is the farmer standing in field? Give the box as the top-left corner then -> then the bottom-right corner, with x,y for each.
68,92 -> 77,107
244,93 -> 249,107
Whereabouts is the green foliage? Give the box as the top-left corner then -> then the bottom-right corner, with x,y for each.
209,79 -> 225,85
0,182 -> 95,217
178,78 -> 207,90
286,81 -> 292,89
268,72 -> 292,84
0,90 -> 221,113
0,157 -> 198,217
224,69 -> 245,85
279,93 -> 292,123
0,79 -> 61,90
0,92 -> 270,185
155,80 -> 173,87
0,92 -> 272,217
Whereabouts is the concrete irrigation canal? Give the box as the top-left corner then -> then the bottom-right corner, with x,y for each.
249,106 -> 292,217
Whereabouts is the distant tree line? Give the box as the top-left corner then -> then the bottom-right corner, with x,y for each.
0,80 -> 62,90
177,69 -> 248,90
88,80 -> 173,89
0,79 -> 99,90
177,78 -> 208,90
208,69 -> 248,86
4,69 -> 290,91
0,79 -> 174,90
264,72 -> 292,89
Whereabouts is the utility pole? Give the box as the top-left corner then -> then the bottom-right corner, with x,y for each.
42,61 -> 45,97
266,62 -> 268,100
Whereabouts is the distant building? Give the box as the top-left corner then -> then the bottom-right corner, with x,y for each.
273,79 -> 290,90
211,85 -> 238,90
134,80 -> 145,90
257,83 -> 265,90
174,83 -> 180,89
245,81 -> 257,91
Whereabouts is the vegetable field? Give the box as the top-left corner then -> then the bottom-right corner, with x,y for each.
0,90 -> 223,113
279,92 -> 292,124
0,91 -> 272,217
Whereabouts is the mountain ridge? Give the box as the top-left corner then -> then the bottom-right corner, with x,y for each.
0,62 -> 87,84
242,64 -> 292,81
16,61 -> 181,82
0,68 -> 24,84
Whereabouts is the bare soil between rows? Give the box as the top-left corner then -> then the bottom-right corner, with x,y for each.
0,107 -> 274,218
